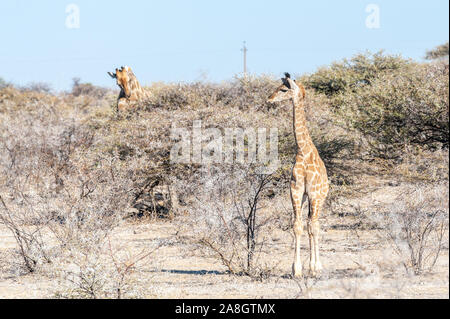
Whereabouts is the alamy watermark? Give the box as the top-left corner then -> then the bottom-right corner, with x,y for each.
365,4 -> 380,29
170,120 -> 280,174
65,4 -> 80,29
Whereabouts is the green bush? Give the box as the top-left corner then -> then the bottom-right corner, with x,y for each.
425,42 -> 449,60
301,51 -> 412,97
301,51 -> 449,159
337,61 -> 449,158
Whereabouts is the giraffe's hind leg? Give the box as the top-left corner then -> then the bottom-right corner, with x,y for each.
307,197 -> 325,277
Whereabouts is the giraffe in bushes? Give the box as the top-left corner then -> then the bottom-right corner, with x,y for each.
267,73 -> 329,277
108,66 -> 151,111
107,66 -> 180,217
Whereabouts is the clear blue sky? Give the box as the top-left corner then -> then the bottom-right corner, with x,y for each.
0,0 -> 448,91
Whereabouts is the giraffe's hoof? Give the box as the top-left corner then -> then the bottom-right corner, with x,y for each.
292,264 -> 303,278
309,261 -> 323,274
315,262 -> 323,272
309,266 -> 323,277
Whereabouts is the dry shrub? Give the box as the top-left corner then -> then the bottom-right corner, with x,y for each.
71,77 -> 109,99
144,74 -> 278,111
217,74 -> 279,111
145,82 -> 215,110
177,165 -> 285,279
52,234 -> 161,299
394,148 -> 449,183
0,94 -> 158,297
0,195 -> 52,273
365,183 -> 449,275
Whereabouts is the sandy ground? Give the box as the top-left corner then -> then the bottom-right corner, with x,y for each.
0,193 -> 448,299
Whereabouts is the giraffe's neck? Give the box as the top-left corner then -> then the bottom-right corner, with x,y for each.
292,98 -> 313,156
130,78 -> 144,98
127,70 -> 149,100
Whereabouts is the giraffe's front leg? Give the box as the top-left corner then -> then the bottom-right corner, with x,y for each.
291,181 -> 305,278
292,217 -> 303,278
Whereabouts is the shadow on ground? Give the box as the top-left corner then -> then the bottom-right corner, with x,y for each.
156,269 -> 228,276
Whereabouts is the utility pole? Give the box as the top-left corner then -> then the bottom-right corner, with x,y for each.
241,41 -> 248,77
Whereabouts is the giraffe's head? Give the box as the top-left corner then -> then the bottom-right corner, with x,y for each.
267,73 -> 306,103
108,66 -> 132,98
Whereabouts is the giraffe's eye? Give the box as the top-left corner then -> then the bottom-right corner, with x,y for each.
280,89 -> 288,92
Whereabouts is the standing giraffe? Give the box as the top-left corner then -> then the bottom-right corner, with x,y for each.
267,73 -> 329,277
108,66 -> 151,111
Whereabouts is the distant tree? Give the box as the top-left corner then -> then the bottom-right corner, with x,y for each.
71,77 -> 108,98
0,77 -> 9,88
425,42 -> 449,60
24,82 -> 52,93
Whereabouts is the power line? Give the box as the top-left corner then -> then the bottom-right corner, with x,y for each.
241,41 -> 248,77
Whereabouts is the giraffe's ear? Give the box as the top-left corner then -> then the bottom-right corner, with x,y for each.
286,77 -> 298,90
107,71 -> 116,79
283,72 -> 295,89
